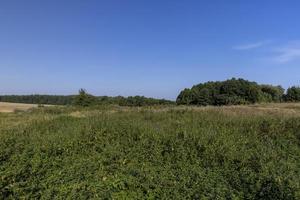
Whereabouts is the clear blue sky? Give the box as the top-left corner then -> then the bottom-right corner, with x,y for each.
1,0 -> 300,100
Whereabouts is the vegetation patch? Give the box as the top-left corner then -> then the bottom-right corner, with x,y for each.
0,104 -> 300,199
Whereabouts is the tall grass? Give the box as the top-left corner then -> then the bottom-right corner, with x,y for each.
0,105 -> 300,199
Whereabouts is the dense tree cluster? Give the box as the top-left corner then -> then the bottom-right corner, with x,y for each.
177,78 -> 298,106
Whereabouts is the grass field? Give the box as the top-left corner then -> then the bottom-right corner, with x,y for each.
1,103 -> 300,199
0,102 -> 39,113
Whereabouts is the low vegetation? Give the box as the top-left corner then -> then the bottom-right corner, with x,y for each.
0,102 -> 38,113
1,104 -> 300,199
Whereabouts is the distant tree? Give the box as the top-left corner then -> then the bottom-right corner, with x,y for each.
73,89 -> 97,107
261,85 -> 284,102
176,89 -> 194,105
246,85 -> 261,103
285,86 -> 300,102
195,88 -> 211,106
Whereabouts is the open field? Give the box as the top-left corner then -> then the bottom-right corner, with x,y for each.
1,103 -> 300,199
0,102 -> 39,113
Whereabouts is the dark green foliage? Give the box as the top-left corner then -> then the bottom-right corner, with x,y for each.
255,178 -> 295,200
96,95 -> 173,106
176,89 -> 194,105
0,93 -> 173,107
177,78 -> 287,106
120,96 -> 173,106
0,106 -> 299,199
285,86 -> 300,102
72,89 -> 97,107
260,85 -> 285,102
0,95 -> 74,105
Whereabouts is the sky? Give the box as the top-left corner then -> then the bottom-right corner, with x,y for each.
1,0 -> 300,100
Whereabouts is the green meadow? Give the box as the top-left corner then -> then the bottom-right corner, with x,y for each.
1,104 -> 300,199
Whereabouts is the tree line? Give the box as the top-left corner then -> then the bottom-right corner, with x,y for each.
0,90 -> 174,107
176,78 -> 300,106
0,95 -> 74,105
1,78 -> 299,107
72,89 -> 174,107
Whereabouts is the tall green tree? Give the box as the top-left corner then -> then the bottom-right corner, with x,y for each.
285,86 -> 300,102
176,89 -> 193,105
260,85 -> 284,102
73,89 -> 97,107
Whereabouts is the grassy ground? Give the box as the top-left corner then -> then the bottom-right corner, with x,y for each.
0,104 -> 300,199
0,102 -> 39,113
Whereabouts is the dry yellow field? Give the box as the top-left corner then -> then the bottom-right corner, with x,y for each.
0,102 -> 38,113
